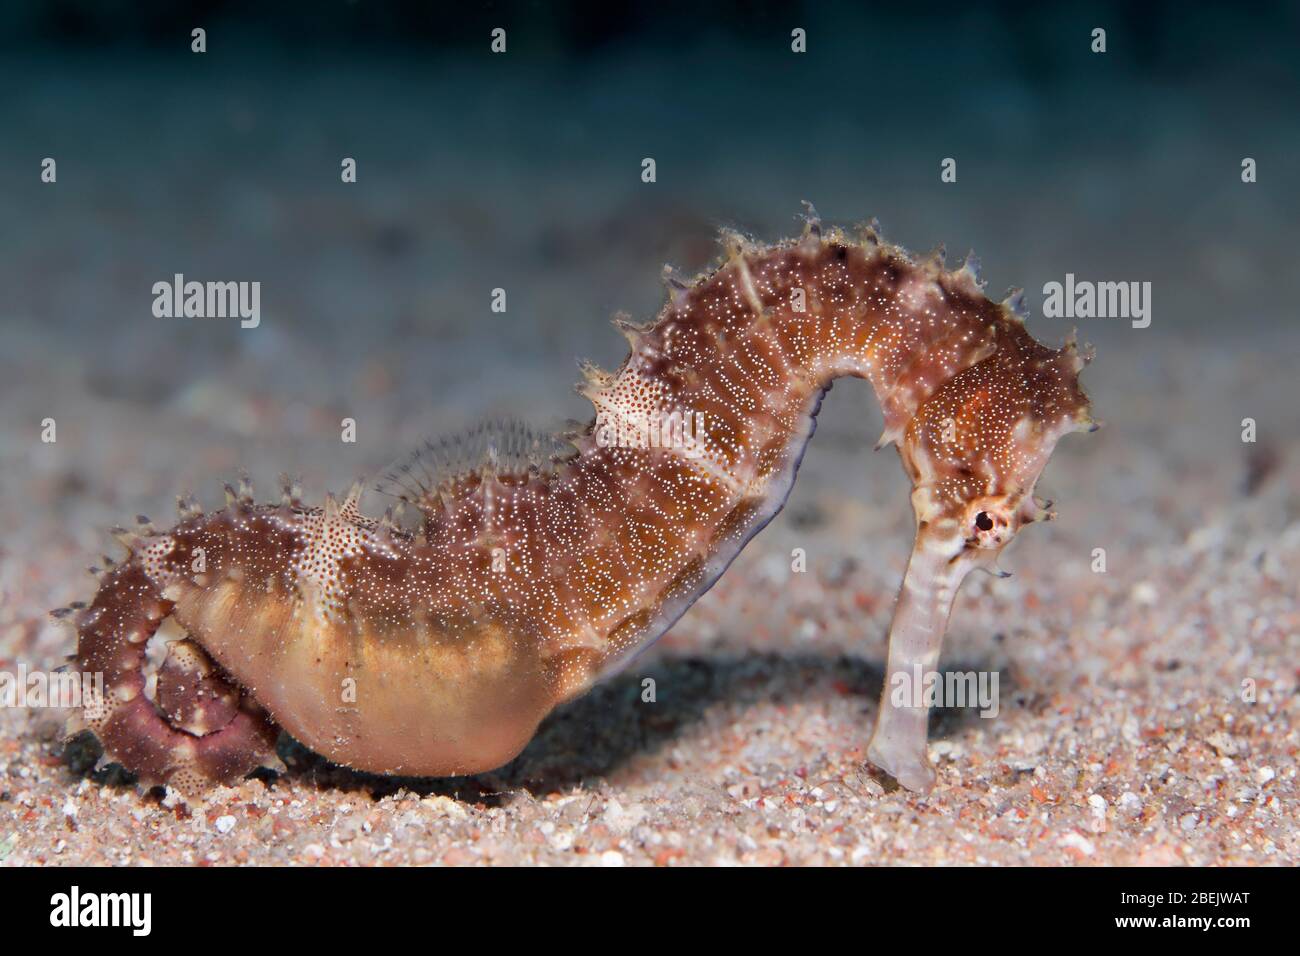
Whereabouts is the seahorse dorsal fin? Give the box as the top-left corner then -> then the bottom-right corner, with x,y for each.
374,419 -> 574,517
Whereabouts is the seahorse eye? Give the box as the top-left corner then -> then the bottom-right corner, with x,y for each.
974,511 -> 994,532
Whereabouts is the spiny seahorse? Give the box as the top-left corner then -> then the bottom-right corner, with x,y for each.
55,207 -> 1094,795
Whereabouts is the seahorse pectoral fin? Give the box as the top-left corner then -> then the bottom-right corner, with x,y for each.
866,530 -> 974,794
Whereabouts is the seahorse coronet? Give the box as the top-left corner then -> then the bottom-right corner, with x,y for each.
62,208 -> 1093,795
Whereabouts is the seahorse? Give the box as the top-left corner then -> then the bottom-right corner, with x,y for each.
56,207 -> 1094,795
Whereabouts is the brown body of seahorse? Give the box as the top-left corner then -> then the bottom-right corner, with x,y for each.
59,209 -> 1094,795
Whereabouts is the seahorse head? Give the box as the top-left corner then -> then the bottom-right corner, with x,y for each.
899,334 -> 1095,574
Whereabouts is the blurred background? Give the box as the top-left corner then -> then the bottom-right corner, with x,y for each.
0,1 -> 1297,864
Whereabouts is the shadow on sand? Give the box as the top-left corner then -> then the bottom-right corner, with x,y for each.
62,650 -> 1016,803
279,651 -> 1014,803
